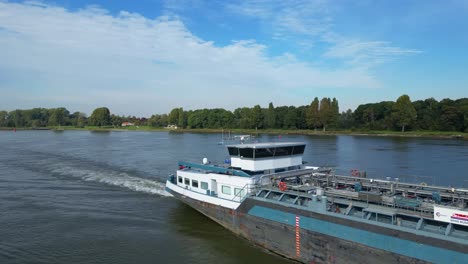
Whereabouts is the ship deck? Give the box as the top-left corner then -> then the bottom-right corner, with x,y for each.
246,168 -> 468,244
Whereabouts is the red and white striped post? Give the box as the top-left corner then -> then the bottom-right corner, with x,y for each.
295,215 -> 300,257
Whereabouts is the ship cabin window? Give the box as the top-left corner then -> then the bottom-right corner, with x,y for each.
292,145 -> 305,155
274,146 -> 294,156
254,148 -> 275,158
184,178 -> 190,185
178,176 -> 182,183
222,185 -> 232,195
192,180 -> 199,188
228,147 -> 239,156
239,148 -> 254,158
235,144 -> 306,159
200,181 -> 209,190
234,188 -> 245,197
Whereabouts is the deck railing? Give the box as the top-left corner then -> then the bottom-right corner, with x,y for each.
231,183 -> 261,202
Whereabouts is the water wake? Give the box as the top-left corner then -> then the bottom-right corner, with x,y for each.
48,164 -> 173,197
5,149 -> 174,197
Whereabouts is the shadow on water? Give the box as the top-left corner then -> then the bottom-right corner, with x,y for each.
169,202 -> 292,264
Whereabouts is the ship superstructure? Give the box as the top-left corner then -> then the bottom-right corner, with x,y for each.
166,142 -> 468,263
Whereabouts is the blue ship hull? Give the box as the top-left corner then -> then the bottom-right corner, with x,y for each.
167,187 -> 467,263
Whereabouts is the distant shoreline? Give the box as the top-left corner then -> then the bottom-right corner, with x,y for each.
1,126 -> 466,140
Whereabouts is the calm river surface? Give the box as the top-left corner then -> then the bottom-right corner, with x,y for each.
1,131 -> 467,264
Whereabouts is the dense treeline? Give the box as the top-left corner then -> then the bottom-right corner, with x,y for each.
352,97 -> 468,132
0,107 -> 147,128
1,95 -> 467,132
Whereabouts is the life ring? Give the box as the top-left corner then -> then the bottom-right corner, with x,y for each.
278,181 -> 287,191
350,169 -> 359,177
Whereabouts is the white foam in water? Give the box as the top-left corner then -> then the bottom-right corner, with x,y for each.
49,164 -> 173,197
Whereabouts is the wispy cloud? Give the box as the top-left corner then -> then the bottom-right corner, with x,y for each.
0,1 -> 380,115
324,39 -> 422,68
228,0 -> 332,38
227,0 -> 420,68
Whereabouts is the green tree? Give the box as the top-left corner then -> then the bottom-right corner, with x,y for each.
354,101 -> 394,130
48,107 -> 69,127
363,107 -> 376,129
438,100 -> 463,131
338,109 -> 355,129
306,97 -> 320,129
413,98 -> 439,130
177,108 -> 186,128
89,107 -> 111,127
457,98 -> 468,132
29,108 -> 49,127
110,114 -> 123,127
148,114 -> 168,127
21,109 -> 33,127
219,109 -> 234,128
70,112 -> 87,127
331,98 -> 340,128
168,108 -> 179,125
10,110 -> 25,127
187,110 -> 205,128
233,107 -> 252,129
273,106 -> 287,129
392,95 -> 417,132
31,119 -> 42,127
35,108 -> 50,127
0,111 -> 8,127
265,102 -> 276,129
283,106 -> 298,129
251,105 -> 263,129
319,97 -> 333,131
296,106 -> 308,129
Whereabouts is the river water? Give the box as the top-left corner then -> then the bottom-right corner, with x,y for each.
1,131 -> 467,264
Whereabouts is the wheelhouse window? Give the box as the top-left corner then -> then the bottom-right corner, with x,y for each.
222,185 -> 231,195
184,178 -> 190,185
192,180 -> 199,188
236,144 -> 305,159
254,148 -> 275,158
292,145 -> 305,155
178,176 -> 182,183
275,146 -> 293,156
228,147 -> 239,156
239,148 -> 254,158
200,181 -> 209,190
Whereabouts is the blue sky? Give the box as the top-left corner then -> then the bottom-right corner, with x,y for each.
1,0 -> 467,116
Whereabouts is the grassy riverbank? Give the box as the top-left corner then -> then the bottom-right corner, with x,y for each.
2,126 -> 466,139
172,128 -> 467,139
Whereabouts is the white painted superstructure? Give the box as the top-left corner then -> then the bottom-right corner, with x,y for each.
228,142 -> 305,171
230,156 -> 303,172
165,142 -> 307,209
176,170 -> 254,202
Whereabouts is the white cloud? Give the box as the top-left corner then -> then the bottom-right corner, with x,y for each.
228,0 -> 420,68
0,1 -> 380,116
324,39 -> 422,68
228,0 -> 332,38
